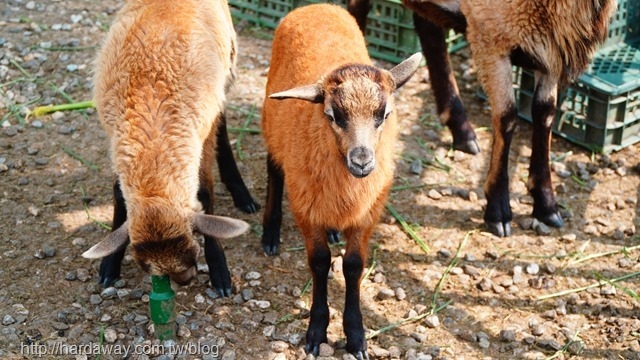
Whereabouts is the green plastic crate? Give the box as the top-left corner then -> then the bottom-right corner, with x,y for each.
480,0 -> 640,154
228,0 -> 467,63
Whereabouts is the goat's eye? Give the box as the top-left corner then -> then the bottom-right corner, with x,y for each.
384,110 -> 392,119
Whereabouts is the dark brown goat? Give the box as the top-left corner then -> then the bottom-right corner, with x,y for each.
349,0 -> 617,237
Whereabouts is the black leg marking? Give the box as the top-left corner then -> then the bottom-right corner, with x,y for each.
484,105 -> 518,237
98,179 -> 129,287
304,240 -> 331,356
343,252 -> 368,359
261,154 -> 284,256
216,113 -> 260,214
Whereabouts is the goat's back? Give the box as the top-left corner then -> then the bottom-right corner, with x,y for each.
267,4 -> 371,95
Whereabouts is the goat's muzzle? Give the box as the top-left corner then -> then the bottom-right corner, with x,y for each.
347,146 -> 375,178
169,265 -> 197,286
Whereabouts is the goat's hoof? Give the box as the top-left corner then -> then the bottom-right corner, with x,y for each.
454,139 -> 480,155
327,229 -> 340,244
98,276 -> 118,288
210,285 -> 232,298
209,273 -> 233,298
353,351 -> 369,360
236,199 -> 261,214
539,212 -> 564,228
262,243 -> 279,256
304,330 -> 327,356
485,221 -> 511,237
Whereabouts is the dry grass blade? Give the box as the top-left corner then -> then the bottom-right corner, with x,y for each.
31,100 -> 95,117
235,104 -> 256,160
430,230 -> 474,314
363,243 -> 380,280
568,244 -> 640,266
386,203 -> 429,254
538,271 -> 640,301
61,145 -> 99,171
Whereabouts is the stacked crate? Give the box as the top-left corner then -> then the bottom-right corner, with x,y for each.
227,0 -> 466,63
512,0 -> 640,153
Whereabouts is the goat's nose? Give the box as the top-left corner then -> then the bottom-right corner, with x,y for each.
348,146 -> 375,178
349,146 -> 374,169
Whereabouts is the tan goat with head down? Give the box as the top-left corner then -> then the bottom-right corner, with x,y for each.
260,4 -> 421,358
85,0 -> 256,297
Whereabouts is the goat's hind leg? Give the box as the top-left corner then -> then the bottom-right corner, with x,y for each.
528,72 -> 563,228
200,126 -> 233,297
98,178 -> 129,287
347,0 -> 370,33
412,12 -> 479,154
261,153 -> 285,255
216,112 -> 260,214
481,55 -> 518,237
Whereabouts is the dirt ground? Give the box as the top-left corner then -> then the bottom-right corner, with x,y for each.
1,1 -> 639,359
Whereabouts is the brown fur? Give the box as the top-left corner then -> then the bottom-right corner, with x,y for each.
93,0 -> 237,275
261,4 -> 421,355
263,6 -> 398,232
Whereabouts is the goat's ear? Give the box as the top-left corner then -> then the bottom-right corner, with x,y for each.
389,52 -> 422,89
82,223 -> 129,258
193,214 -> 250,239
269,84 -> 324,103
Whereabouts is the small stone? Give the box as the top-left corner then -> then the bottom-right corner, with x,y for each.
485,250 -> 500,260
263,325 -> 275,337
3,127 -> 18,137
318,343 -> 334,357
519,218 -> 534,230
525,263 -> 540,275
2,315 -> 15,325
616,166 -> 627,176
34,157 -> 48,165
437,249 -> 451,259
26,1 -> 36,10
377,288 -> 395,301
52,322 -> 69,330
244,271 -> 261,280
428,189 -> 442,200
130,288 -> 144,299
477,278 -> 492,291
373,272 -> 385,283
34,249 -> 45,259
542,263 -> 556,274
205,288 -> 220,299
531,325 -> 545,336
58,125 -> 73,135
18,177 -> 29,186
600,285 -> 617,296
103,328 -> 117,343
372,347 -> 390,358
561,233 -> 577,242
388,346 -> 402,358
72,237 -> 86,246
195,294 -> 205,303
424,315 -> 439,328
411,332 -> 427,343
76,269 -> 91,282
270,341 -> 288,352
43,245 -> 56,257
409,159 -> 423,175
116,289 -> 130,300
500,329 -> 516,342
288,333 -> 302,346
114,279 -> 126,288
567,341 -> 584,355
468,191 -> 478,202
395,287 -> 406,300
542,310 -> 557,319
89,294 -> 102,305
478,337 -> 490,349
242,289 -> 254,301
101,287 -> 117,299
66,64 -> 78,72
534,222 -> 552,236
65,272 -> 77,281
618,258 -> 633,268
70,14 -> 83,23
31,120 -> 43,128
463,264 -> 480,277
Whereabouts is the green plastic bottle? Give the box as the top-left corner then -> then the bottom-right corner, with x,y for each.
149,275 -> 176,340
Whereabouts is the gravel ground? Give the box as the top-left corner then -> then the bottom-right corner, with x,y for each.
1,1 -> 640,359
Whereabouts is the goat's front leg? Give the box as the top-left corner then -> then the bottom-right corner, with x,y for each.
216,112 -> 261,214
347,0 -> 370,33
303,226 -> 332,356
480,55 -> 518,237
413,13 -> 479,154
529,72 -> 563,228
342,226 -> 373,360
98,178 -> 129,287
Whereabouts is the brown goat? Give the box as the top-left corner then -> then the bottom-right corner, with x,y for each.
84,0 -> 256,296
261,4 -> 421,358
349,0 -> 617,236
